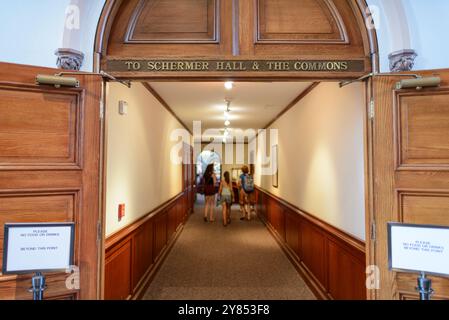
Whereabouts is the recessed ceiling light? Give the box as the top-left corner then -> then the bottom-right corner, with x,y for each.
224,120 -> 231,126
224,81 -> 234,90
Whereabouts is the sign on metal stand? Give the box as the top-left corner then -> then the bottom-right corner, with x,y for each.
388,223 -> 449,300
2,223 -> 75,300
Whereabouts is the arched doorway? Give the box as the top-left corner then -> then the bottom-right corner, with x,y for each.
196,150 -> 222,198
197,150 -> 222,183
95,0 -> 380,301
94,0 -> 379,78
95,0 -> 449,302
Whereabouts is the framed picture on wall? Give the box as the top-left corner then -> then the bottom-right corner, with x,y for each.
272,145 -> 278,188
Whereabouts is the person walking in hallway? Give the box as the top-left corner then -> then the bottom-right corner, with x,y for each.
238,165 -> 255,221
218,171 -> 234,226
203,164 -> 217,222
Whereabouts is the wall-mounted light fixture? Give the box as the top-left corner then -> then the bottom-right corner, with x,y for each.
224,99 -> 231,120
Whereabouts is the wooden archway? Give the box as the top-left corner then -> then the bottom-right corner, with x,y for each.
94,0 -> 378,80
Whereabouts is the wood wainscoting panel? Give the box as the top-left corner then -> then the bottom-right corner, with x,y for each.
104,192 -> 191,300
328,239 -> 366,300
268,199 -> 286,241
104,240 -> 132,300
167,203 -> 178,240
395,89 -> 449,170
153,211 -> 168,261
0,84 -> 83,170
300,219 -> 327,288
255,187 -> 366,300
285,210 -> 300,256
126,0 -> 219,43
132,221 -> 154,289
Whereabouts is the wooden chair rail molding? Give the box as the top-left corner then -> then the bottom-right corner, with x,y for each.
104,188 -> 194,300
255,186 -> 367,300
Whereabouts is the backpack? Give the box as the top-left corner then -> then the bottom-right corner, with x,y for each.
242,174 -> 254,193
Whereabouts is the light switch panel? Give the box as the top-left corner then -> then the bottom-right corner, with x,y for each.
119,101 -> 128,115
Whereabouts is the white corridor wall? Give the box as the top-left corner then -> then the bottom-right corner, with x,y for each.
255,82 -> 366,240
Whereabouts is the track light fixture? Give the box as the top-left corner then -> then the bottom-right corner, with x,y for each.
225,81 -> 234,90
224,99 -> 231,120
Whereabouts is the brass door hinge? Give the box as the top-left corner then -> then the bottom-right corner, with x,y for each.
370,221 -> 376,241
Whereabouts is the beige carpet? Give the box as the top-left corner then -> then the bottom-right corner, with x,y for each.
143,197 -> 316,300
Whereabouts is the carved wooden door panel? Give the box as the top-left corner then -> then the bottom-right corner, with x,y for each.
0,63 -> 102,300
371,70 -> 449,300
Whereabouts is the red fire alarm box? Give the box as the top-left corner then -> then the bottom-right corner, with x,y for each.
118,204 -> 125,221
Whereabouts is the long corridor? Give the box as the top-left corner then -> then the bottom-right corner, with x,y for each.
143,197 -> 315,300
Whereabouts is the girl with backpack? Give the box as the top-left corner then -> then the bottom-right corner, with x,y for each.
238,165 -> 255,221
203,164 -> 217,222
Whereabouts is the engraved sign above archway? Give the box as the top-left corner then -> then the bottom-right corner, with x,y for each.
95,0 -> 377,79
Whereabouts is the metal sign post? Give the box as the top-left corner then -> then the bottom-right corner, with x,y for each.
29,272 -> 47,301
416,272 -> 434,301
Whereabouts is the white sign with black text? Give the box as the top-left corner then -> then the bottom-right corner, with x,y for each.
388,223 -> 449,276
2,223 -> 74,274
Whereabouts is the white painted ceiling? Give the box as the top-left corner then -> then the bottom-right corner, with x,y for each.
148,82 -> 314,140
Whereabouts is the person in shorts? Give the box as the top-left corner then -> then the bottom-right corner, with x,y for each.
238,165 -> 255,221
218,171 -> 233,226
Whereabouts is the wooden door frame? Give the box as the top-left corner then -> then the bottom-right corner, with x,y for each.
95,0 -> 380,300
366,70 -> 449,300
0,63 -> 103,300
98,77 -> 376,299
